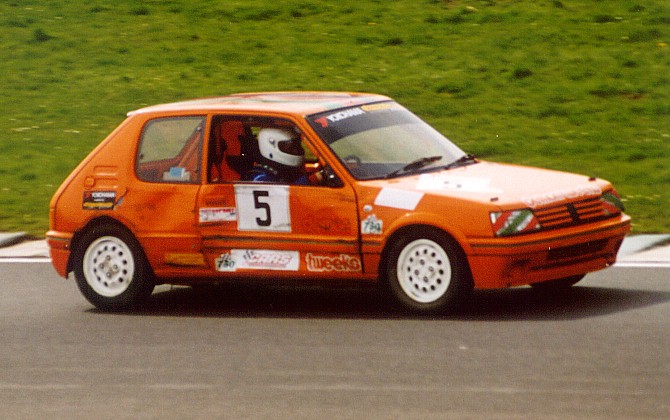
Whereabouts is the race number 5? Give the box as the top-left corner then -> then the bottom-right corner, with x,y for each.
253,190 -> 271,226
235,185 -> 291,232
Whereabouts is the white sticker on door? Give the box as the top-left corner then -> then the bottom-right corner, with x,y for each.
199,207 -> 237,223
235,185 -> 291,232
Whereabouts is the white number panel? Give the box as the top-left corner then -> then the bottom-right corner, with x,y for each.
235,185 -> 291,232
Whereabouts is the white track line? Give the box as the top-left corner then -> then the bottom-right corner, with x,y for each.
0,258 -> 52,263
614,261 -> 670,269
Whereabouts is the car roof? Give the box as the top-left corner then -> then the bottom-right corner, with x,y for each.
128,91 -> 392,117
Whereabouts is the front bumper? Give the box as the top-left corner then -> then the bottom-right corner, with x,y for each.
467,215 -> 630,289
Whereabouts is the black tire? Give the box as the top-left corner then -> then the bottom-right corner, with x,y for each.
530,275 -> 585,291
386,228 -> 472,314
73,225 -> 155,311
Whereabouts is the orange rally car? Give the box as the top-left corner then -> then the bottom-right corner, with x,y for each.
47,92 -> 630,313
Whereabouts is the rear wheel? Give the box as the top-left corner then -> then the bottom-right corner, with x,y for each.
386,228 -> 472,314
73,225 -> 154,311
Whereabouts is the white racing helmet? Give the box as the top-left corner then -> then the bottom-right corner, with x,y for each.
258,128 -> 304,168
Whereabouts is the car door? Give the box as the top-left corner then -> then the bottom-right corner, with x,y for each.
197,115 -> 362,279
129,115 -> 205,274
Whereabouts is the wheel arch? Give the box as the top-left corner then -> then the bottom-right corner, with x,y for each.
66,216 -> 140,275
378,223 -> 473,287
69,216 -> 156,311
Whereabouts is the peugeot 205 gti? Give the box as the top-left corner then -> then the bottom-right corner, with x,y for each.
47,92 -> 630,313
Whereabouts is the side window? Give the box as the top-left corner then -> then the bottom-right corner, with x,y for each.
302,137 -> 318,163
136,116 -> 205,183
207,115 -> 329,186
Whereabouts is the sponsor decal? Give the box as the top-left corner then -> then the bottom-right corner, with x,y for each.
416,174 -> 498,193
361,214 -> 383,235
522,185 -> 602,207
215,253 -> 236,272
83,191 -> 116,210
306,253 -> 362,273
303,211 -> 353,234
314,107 -> 366,128
361,103 -> 397,112
231,249 -> 300,271
374,187 -> 424,211
224,249 -> 300,271
199,207 -> 237,223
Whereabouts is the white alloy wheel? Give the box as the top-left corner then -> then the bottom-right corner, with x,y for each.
396,238 -> 452,304
82,236 -> 136,298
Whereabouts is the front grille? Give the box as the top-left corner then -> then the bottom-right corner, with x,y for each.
534,196 -> 608,230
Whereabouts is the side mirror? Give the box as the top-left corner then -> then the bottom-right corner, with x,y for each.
322,166 -> 343,188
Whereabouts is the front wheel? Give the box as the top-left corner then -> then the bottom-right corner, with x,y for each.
386,229 -> 472,314
73,225 -> 154,311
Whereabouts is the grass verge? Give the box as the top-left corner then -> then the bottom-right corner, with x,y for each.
1,0 -> 668,235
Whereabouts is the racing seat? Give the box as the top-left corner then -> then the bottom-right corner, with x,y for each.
233,131 -> 260,176
209,121 -> 245,182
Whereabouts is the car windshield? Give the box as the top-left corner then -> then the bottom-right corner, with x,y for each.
306,101 -> 469,180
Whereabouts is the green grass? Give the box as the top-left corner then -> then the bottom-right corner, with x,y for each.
1,0 -> 668,235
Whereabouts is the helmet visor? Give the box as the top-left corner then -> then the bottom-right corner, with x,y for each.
278,138 -> 304,157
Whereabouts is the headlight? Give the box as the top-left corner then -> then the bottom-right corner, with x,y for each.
601,190 -> 625,215
490,209 -> 541,237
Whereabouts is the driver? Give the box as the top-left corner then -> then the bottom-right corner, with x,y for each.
244,127 -> 314,185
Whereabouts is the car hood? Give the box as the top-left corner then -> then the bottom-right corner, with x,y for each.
367,161 -> 608,209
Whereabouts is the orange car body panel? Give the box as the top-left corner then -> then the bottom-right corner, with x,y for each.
47,92 -> 630,289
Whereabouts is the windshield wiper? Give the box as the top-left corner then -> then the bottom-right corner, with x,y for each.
385,155 -> 443,179
443,154 -> 478,170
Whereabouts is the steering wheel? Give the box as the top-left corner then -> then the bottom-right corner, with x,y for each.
343,155 -> 362,168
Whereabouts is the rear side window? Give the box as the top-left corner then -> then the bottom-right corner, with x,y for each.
136,116 -> 205,183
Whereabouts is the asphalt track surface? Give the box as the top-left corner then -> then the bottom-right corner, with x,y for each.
1,262 -> 669,419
